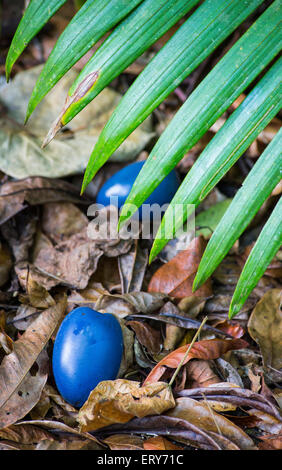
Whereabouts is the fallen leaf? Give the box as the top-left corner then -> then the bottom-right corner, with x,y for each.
0,295 -> 66,418
32,229 -> 104,290
19,277 -> 56,309
248,289 -> 282,370
212,319 -> 244,338
143,436 -> 182,450
148,236 -> 212,298
186,360 -> 221,388
118,241 -> 148,294
95,415 -> 239,450
77,379 -> 175,432
103,434 -> 144,450
177,386 -> 282,420
166,397 -> 255,449
144,338 -> 248,384
96,292 -> 167,318
0,423 -> 54,445
0,177 -> 89,226
126,321 -> 161,355
0,66 -> 153,179
41,202 -> 88,243
258,433 -> 282,450
0,350 -> 49,428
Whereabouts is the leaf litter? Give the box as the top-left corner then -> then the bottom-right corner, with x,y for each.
0,15 -> 281,451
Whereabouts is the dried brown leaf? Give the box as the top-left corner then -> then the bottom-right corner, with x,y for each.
248,289 -> 282,370
77,379 -> 175,432
148,237 -> 212,298
0,295 -> 66,417
167,397 -> 255,449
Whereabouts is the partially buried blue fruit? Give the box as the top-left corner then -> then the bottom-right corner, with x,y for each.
96,161 -> 180,217
52,307 -> 123,407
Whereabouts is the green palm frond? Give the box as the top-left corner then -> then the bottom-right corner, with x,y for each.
6,0 -> 282,316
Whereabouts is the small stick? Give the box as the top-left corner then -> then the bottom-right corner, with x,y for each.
168,316 -> 208,388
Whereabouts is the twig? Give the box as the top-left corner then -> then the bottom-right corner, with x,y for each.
168,316 -> 208,388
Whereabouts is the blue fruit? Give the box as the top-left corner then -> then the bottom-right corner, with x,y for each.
52,307 -> 123,407
96,161 -> 180,216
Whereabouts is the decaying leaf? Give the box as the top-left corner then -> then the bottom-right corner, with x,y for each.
248,289 -> 282,370
148,236 -> 212,298
77,379 -> 175,432
0,66 -> 153,179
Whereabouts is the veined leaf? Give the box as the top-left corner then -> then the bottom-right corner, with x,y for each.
117,0 -> 282,225
6,0 -> 67,81
81,0 -> 265,187
44,0 -> 201,145
25,0 -> 144,120
193,128 -> 282,292
150,56 -> 282,259
229,197 -> 282,318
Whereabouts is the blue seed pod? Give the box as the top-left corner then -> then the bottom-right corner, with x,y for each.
52,307 -> 123,407
96,161 -> 180,217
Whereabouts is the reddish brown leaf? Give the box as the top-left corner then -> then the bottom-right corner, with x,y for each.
258,433 -> 282,450
143,436 -> 183,450
148,236 -> 212,298
144,338 -> 248,384
212,320 -> 244,338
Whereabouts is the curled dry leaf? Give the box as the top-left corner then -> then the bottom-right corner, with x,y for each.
248,289 -> 282,370
77,379 -> 175,432
212,319 -> 244,338
166,397 -> 255,450
0,295 -> 66,423
144,338 -> 248,384
148,236 -> 212,298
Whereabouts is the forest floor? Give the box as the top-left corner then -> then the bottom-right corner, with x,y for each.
0,0 -> 281,451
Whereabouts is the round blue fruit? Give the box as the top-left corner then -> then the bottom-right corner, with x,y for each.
96,161 -> 180,216
52,307 -> 123,407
